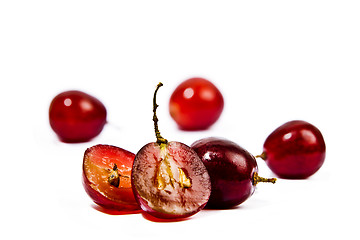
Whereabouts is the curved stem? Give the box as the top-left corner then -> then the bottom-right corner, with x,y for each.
253,172 -> 276,186
153,82 -> 168,145
255,152 -> 267,160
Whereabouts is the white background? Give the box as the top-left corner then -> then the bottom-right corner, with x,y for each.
1,1 -> 359,239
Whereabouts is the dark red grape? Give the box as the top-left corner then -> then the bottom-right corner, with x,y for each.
131,83 -> 211,219
258,120 -> 326,179
169,77 -> 224,130
191,137 -> 276,209
49,90 -> 107,143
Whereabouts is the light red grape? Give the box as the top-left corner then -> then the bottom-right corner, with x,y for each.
169,78 -> 224,130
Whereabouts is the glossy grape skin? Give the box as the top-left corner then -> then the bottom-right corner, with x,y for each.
49,90 -> 107,143
169,78 -> 224,130
261,120 -> 326,179
191,137 -> 258,209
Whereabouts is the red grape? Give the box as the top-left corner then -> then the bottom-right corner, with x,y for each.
192,137 -> 276,209
49,90 -> 107,143
82,144 -> 140,211
169,77 -> 224,130
131,83 -> 211,219
258,120 -> 326,179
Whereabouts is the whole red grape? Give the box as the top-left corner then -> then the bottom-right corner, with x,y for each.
169,77 -> 224,130
259,120 -> 326,179
49,90 -> 107,143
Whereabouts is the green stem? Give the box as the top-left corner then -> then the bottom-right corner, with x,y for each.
153,82 -> 168,145
253,172 -> 276,186
255,152 -> 267,160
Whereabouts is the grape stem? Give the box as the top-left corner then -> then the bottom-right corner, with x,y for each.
253,172 -> 277,186
153,82 -> 168,145
256,152 -> 267,160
